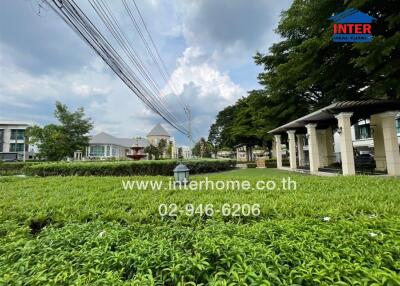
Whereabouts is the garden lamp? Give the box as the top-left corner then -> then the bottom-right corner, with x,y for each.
173,163 -> 190,184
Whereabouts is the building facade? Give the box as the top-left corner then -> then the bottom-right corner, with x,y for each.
87,124 -> 179,160
350,118 -> 400,153
87,132 -> 147,159
0,121 -> 36,161
269,100 -> 400,176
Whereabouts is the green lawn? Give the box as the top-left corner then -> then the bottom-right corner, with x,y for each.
0,169 -> 399,285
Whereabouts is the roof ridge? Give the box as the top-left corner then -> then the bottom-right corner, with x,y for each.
147,123 -> 170,137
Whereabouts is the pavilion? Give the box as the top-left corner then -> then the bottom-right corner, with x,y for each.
268,100 -> 400,176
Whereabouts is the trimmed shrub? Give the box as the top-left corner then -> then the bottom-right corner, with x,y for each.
265,159 -> 290,168
246,163 -> 257,168
24,159 -> 236,177
0,162 -> 39,176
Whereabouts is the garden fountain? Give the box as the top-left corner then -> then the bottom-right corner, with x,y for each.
126,144 -> 147,160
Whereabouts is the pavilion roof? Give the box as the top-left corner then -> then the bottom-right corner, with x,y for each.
268,100 -> 400,135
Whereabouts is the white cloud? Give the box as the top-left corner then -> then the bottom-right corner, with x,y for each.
175,0 -> 292,66
164,47 -> 245,139
0,52 -> 160,138
0,0 -> 293,144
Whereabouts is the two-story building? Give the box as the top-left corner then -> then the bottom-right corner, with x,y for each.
351,117 -> 400,153
0,121 -> 36,161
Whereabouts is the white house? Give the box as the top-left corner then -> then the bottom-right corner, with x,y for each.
0,121 -> 37,161
87,124 -> 181,160
86,132 -> 144,159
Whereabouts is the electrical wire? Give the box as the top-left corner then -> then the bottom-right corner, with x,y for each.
44,0 -> 189,135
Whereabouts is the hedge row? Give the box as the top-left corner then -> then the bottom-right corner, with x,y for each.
265,159 -> 290,168
24,159 -> 236,176
0,162 -> 39,176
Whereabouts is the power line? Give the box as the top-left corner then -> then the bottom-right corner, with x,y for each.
44,0 -> 189,135
120,0 -> 188,126
128,0 -> 193,143
89,0 -> 185,129
130,0 -> 186,109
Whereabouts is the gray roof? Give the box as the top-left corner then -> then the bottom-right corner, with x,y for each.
268,100 -> 400,135
147,123 -> 170,137
89,132 -> 149,148
131,137 -> 150,147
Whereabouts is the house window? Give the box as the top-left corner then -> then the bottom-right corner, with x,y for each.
106,145 -> 110,156
10,143 -> 25,152
396,118 -> 400,134
112,146 -> 117,156
90,145 -> 105,157
10,129 -> 25,140
354,123 -> 371,140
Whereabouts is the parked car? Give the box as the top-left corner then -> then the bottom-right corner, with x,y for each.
354,153 -> 376,172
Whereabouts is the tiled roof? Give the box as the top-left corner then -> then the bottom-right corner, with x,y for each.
268,100 -> 400,134
147,123 -> 170,137
89,132 -> 149,147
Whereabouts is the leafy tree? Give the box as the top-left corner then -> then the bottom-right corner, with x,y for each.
192,137 -> 213,158
144,145 -> 160,160
167,141 -> 173,159
209,0 -> 400,146
256,0 -> 400,108
157,139 -> 167,158
177,147 -> 183,159
27,102 -> 92,161
208,105 -> 239,149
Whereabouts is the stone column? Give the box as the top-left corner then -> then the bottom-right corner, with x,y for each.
296,134 -> 305,166
379,111 -> 400,176
370,114 -> 387,171
325,126 -> 335,165
306,123 -> 320,174
287,130 -> 297,169
317,129 -> 328,167
335,112 -> 355,175
274,135 -> 282,169
271,141 -> 276,159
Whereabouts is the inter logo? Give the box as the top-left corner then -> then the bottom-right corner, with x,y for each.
329,8 -> 376,43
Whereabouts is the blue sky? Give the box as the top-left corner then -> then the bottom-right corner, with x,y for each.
0,0 -> 292,145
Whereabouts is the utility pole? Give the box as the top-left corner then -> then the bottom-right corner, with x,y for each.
184,105 -> 192,158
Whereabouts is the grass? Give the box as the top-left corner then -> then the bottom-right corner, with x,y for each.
0,169 -> 400,285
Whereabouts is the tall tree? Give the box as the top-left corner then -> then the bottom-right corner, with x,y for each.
208,105 -> 239,149
256,0 -> 400,108
209,0 -> 400,146
27,102 -> 93,161
157,138 -> 167,158
192,137 -> 213,158
144,145 -> 160,160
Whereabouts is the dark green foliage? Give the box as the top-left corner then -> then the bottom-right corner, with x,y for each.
157,138 -> 167,158
0,162 -> 39,176
192,137 -> 214,158
246,163 -> 257,168
1,169 -> 400,284
177,147 -> 183,159
27,102 -> 93,161
209,0 -> 400,147
24,159 -> 236,177
144,145 -> 160,160
265,159 -> 290,168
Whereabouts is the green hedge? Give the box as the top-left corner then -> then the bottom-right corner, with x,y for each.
0,162 -> 39,176
246,163 -> 257,168
24,159 -> 236,177
265,159 -> 290,168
